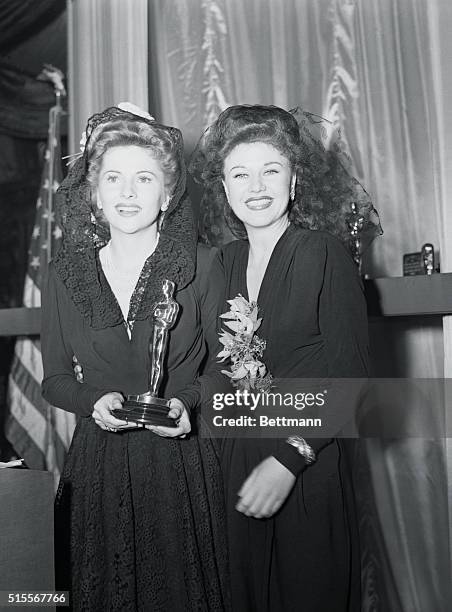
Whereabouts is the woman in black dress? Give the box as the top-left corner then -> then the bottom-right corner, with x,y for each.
186,105 -> 381,612
41,104 -> 228,611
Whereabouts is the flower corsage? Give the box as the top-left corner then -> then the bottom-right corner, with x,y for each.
217,295 -> 272,391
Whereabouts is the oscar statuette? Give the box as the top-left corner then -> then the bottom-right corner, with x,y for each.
346,202 -> 365,274
114,279 -> 179,427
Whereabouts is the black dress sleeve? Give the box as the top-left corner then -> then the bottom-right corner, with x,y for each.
193,243 -> 220,355
174,244 -> 218,412
273,234 -> 369,475
319,235 -> 369,378
175,246 -> 232,412
41,263 -> 113,417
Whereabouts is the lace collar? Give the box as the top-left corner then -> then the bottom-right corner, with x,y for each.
53,233 -> 194,330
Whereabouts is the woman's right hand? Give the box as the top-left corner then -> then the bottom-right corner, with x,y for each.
236,456 -> 296,518
92,392 -> 137,432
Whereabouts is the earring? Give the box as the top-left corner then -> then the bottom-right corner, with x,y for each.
222,180 -> 230,204
158,197 -> 169,231
290,177 -> 296,202
158,210 -> 166,231
97,200 -> 103,210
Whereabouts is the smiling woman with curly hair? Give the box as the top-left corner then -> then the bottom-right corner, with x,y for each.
182,104 -> 382,612
41,104 -> 229,612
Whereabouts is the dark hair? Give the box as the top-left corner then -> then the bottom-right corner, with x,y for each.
194,105 -> 304,239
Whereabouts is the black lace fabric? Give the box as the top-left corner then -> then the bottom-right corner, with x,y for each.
55,107 -> 196,326
56,420 -> 229,611
51,108 -> 229,610
190,105 -> 382,250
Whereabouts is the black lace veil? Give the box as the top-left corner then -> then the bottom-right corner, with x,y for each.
57,106 -> 194,253
53,106 -> 196,329
190,104 -> 382,254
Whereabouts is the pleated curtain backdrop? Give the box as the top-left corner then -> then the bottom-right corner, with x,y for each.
147,1 -> 451,609
67,0 -> 148,153
68,0 -> 451,608
428,0 -> 452,588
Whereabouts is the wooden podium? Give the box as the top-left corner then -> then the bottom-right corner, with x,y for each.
0,469 -> 55,596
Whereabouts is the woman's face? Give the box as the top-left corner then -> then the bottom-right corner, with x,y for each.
96,145 -> 168,236
222,142 -> 293,233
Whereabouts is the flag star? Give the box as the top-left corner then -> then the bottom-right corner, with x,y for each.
41,243 -> 48,251
53,137 -> 58,147
30,256 -> 40,269
43,179 -> 50,190
42,211 -> 49,220
52,180 -> 60,192
32,225 -> 40,239
45,149 -> 51,161
53,226 -> 63,240
36,197 -> 42,209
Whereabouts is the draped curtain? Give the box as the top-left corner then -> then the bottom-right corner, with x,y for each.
67,0 -> 148,153
428,0 -> 452,580
0,0 -> 64,54
69,0 -> 451,608
147,1 -> 451,609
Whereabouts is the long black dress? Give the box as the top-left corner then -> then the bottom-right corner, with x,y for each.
41,242 -> 229,612
205,226 -> 368,612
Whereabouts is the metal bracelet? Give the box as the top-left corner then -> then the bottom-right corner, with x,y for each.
286,436 -> 316,464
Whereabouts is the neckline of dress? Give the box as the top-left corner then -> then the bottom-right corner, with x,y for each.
242,223 -> 294,305
95,248 -> 136,342
100,237 -> 160,277
53,230 -> 196,331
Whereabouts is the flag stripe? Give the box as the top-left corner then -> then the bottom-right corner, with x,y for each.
8,378 -> 48,455
10,353 -> 47,419
13,337 -> 44,386
9,356 -> 70,463
7,101 -> 75,481
4,417 -> 47,471
13,337 -> 77,448
23,274 -> 41,308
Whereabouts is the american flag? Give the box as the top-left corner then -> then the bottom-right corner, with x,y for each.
6,100 -> 76,483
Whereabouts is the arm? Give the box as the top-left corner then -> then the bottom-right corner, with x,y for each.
272,234 -> 369,475
239,235 -> 369,517
174,246 -> 231,412
319,234 -> 369,377
41,264 -> 118,417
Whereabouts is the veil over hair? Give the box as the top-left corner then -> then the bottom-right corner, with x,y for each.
190,104 -> 382,255
53,106 -> 197,329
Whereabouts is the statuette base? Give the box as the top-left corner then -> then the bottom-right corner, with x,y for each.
114,393 -> 176,427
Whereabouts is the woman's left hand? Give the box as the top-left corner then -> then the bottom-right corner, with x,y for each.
145,398 -> 191,438
236,456 -> 296,519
